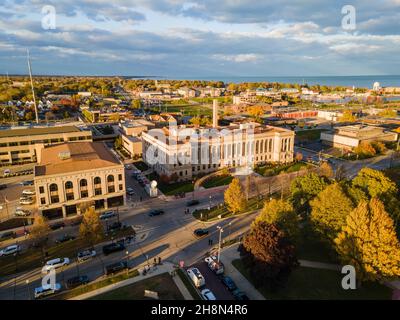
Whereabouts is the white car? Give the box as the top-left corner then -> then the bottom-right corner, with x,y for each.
34,283 -> 62,299
15,207 -> 31,217
19,197 -> 34,205
0,244 -> 21,257
3,169 -> 11,177
204,255 -> 217,265
77,250 -> 96,262
42,258 -> 70,273
22,189 -> 35,196
201,289 -> 216,300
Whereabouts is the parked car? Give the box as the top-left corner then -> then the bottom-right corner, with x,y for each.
193,228 -> 209,238
102,242 -> 125,256
124,164 -> 133,170
126,187 -> 135,196
186,200 -> 200,207
107,222 -> 122,232
42,258 -> 70,273
77,249 -> 96,262
66,275 -> 89,289
0,231 -> 16,241
201,289 -> 216,300
15,207 -> 31,217
0,184 -> 7,190
205,256 -> 224,275
232,289 -> 249,300
3,169 -> 11,177
50,222 -> 65,230
105,261 -> 128,275
22,189 -> 35,196
0,244 -> 21,256
34,283 -> 62,299
19,197 -> 34,205
221,276 -> 237,291
55,234 -> 76,244
187,268 -> 205,288
148,209 -> 165,217
99,211 -> 117,220
21,180 -> 34,186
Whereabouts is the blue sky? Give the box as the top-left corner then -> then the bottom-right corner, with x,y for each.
1,0 -> 400,77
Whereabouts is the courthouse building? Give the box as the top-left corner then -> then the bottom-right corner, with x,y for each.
34,142 -> 125,219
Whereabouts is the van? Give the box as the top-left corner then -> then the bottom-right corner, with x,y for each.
187,267 -> 205,288
3,169 -> 11,177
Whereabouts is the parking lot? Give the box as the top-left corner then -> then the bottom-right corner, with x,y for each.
188,260 -> 235,300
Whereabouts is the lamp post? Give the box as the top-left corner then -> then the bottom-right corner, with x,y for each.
217,226 -> 224,263
126,250 -> 129,275
26,279 -> 31,300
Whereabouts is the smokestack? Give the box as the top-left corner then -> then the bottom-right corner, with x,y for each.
213,99 -> 218,128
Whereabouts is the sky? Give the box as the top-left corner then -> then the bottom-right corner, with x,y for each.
1,0 -> 400,77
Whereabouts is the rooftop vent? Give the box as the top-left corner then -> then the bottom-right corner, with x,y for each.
58,151 -> 71,160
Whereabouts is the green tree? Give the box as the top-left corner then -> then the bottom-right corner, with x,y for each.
310,183 -> 354,242
79,207 -> 104,245
238,221 -> 298,290
131,99 -> 142,109
354,141 -> 376,159
335,198 -> 400,283
224,178 -> 246,214
290,173 -> 329,215
319,161 -> 334,179
255,199 -> 300,242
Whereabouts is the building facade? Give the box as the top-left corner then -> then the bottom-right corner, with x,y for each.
34,142 -> 125,219
0,126 -> 92,165
321,124 -> 398,150
142,123 -> 294,182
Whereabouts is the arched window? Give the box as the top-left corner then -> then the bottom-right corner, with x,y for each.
94,177 -> 101,185
107,175 -> 115,183
49,183 -> 58,192
80,179 -> 87,187
65,181 -> 73,189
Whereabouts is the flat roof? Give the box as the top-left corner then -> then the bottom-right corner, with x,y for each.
35,142 -> 121,176
0,126 -> 81,138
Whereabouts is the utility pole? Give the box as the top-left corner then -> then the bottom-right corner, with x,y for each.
217,226 -> 224,263
27,49 -> 39,124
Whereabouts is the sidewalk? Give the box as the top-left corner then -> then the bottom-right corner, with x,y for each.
71,262 -> 192,300
219,244 -> 265,300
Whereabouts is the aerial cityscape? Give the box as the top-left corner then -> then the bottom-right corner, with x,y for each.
0,0 -> 400,310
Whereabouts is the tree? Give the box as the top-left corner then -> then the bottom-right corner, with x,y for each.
30,215 -> 50,246
335,164 -> 347,181
238,222 -> 298,290
247,106 -> 264,119
114,136 -> 123,150
255,199 -> 300,242
339,110 -> 356,122
310,183 -> 354,242
131,99 -> 142,109
334,198 -> 400,283
354,141 -> 376,159
319,161 -> 334,179
290,173 -> 329,215
224,178 -> 246,214
79,207 -> 104,245
378,109 -> 397,118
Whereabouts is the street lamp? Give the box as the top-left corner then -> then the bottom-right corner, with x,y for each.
25,279 -> 31,300
216,226 -> 224,263
125,250 -> 129,275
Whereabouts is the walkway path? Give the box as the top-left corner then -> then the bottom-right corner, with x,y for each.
219,244 -> 265,300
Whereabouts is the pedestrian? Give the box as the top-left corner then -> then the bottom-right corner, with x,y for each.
210,239 -> 213,246
140,196 -> 143,202
154,257 -> 157,266
158,257 -> 161,265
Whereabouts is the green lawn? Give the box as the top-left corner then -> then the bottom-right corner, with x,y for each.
255,162 -> 311,177
232,259 -> 392,300
202,175 -> 233,189
159,181 -> 194,196
89,272 -> 183,300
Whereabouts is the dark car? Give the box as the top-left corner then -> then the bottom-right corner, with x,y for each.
221,276 -> 237,291
232,289 -> 249,300
0,231 -> 16,241
55,234 -> 76,244
148,209 -> 165,217
186,200 -> 200,207
66,275 -> 89,289
105,261 -> 128,275
50,222 -> 65,230
102,242 -> 125,256
193,228 -> 209,238
107,222 -> 122,232
0,184 -> 7,190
